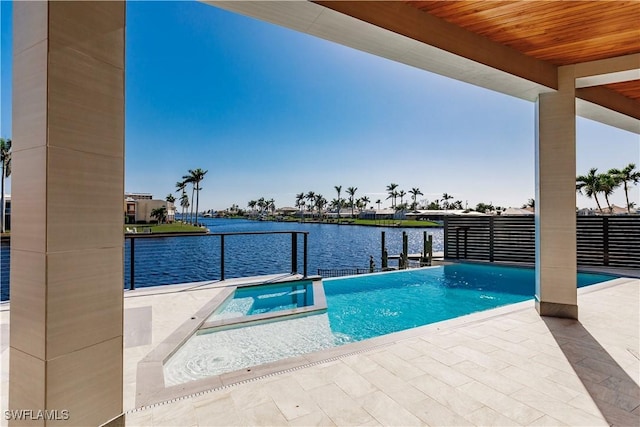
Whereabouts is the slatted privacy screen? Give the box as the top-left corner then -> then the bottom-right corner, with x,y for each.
444,216 -> 640,268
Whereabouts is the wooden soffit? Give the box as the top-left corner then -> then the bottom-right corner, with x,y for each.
315,0 -> 639,128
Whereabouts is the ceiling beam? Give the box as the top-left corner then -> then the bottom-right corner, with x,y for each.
574,54 -> 640,88
313,0 -> 558,90
576,86 -> 640,122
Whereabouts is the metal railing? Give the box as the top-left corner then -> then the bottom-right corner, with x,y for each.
317,267 -> 379,278
124,231 -> 309,290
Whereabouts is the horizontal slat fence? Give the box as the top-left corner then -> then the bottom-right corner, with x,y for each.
444,216 -> 640,268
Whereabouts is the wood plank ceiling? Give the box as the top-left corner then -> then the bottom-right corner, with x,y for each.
404,1 -> 640,100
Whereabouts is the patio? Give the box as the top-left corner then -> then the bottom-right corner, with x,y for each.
124,276 -> 640,426
5,273 -> 636,426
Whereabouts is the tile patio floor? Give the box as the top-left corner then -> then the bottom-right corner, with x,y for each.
1,274 -> 639,426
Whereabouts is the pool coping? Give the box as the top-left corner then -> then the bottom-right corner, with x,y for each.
199,280 -> 326,332
133,269 -> 635,409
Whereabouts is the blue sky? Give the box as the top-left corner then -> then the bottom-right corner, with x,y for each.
1,1 -> 638,210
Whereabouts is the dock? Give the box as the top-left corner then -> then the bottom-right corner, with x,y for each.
387,252 -> 444,261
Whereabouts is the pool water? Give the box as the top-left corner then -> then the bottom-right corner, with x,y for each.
164,264 -> 616,384
324,263 -> 613,342
207,281 -> 314,321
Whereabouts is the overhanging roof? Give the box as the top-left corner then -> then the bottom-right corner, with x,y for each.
205,1 -> 640,134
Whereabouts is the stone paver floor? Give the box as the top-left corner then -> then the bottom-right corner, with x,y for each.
1,274 -> 638,426
124,277 -> 639,426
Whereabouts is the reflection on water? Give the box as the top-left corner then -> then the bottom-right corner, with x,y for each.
0,218 -> 444,300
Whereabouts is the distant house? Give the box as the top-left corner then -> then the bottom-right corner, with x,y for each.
327,208 -> 359,219
124,193 -> 174,223
125,192 -> 153,200
125,197 -> 137,224
405,209 -> 467,221
577,207 -> 596,216
595,204 -> 631,215
502,207 -> 534,216
276,207 -> 298,216
358,209 -> 395,220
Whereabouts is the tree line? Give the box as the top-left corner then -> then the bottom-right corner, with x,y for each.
576,163 -> 639,213
243,183 -> 508,218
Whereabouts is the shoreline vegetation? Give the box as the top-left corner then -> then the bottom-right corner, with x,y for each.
121,217 -> 442,235
0,217 -> 442,237
235,216 -> 442,228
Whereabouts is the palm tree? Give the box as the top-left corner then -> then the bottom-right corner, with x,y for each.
175,180 -> 188,221
375,199 -> 382,210
180,193 -> 190,221
609,164 -> 640,213
182,173 -> 195,223
521,198 -> 535,209
346,186 -> 357,218
398,190 -> 407,207
409,187 -> 423,210
0,138 -> 11,233
334,185 -> 342,222
295,192 -> 305,220
386,183 -> 399,208
248,200 -> 257,212
257,197 -> 266,214
305,191 -> 316,216
386,190 -> 398,209
188,168 -> 208,226
576,168 -> 603,212
597,173 -> 618,213
150,206 -> 167,224
314,194 -> 326,220
442,193 -> 453,210
360,195 -> 371,210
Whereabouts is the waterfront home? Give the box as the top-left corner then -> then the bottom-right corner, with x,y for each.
124,193 -> 175,224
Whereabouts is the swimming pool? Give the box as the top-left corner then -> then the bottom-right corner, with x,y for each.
324,263 -> 613,342
163,264 -> 616,385
206,281 -> 315,322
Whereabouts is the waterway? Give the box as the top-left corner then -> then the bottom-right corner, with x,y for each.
0,218 -> 444,301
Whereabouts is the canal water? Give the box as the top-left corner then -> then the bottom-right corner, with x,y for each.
0,218 -> 444,301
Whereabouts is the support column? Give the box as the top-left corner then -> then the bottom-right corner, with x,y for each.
10,2 -> 125,426
535,66 -> 578,319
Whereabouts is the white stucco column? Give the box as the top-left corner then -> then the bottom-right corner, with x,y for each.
535,66 -> 578,319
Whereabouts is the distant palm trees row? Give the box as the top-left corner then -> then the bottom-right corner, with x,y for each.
174,168 -> 208,225
576,163 -> 639,213
247,198 -> 276,216
289,188 -> 371,220
247,183 -> 469,219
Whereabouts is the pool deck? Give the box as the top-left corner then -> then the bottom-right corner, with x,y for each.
1,272 -> 639,426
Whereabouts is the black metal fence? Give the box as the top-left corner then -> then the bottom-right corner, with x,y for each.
125,231 -> 309,290
444,215 -> 640,268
